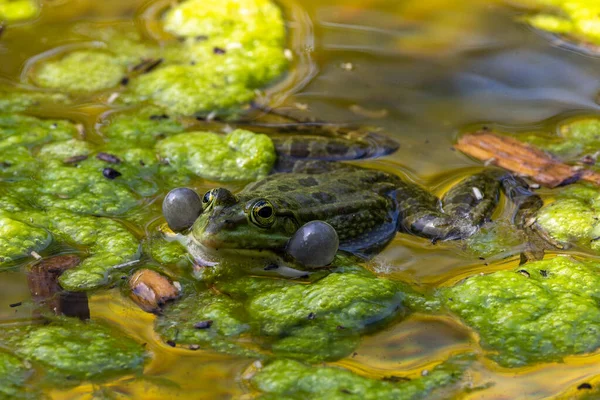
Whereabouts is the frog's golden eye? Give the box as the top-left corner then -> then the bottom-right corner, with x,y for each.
202,189 -> 216,207
250,199 -> 275,228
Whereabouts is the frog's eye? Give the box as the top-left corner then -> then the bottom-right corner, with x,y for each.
250,199 -> 275,228
202,189 -> 216,207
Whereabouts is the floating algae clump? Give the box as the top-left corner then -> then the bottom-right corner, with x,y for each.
0,88 -> 69,113
535,184 -> 600,252
5,318 -> 147,382
250,355 -> 473,400
0,0 -> 38,22
441,257 -> 600,367
0,216 -> 50,265
155,267 -> 405,362
0,206 -> 140,290
521,117 -> 600,160
99,107 -> 185,148
155,290 -> 257,356
125,0 -> 288,116
0,351 -> 32,399
156,129 -> 276,182
32,51 -> 126,93
0,114 -> 76,151
520,0 -> 600,46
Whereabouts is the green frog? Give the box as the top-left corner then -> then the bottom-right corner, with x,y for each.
165,159 -> 538,271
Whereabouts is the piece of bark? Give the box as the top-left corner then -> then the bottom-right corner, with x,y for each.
27,255 -> 90,320
455,131 -> 600,188
129,269 -> 181,313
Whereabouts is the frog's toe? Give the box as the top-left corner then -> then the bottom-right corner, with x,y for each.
286,221 -> 339,268
162,188 -> 202,232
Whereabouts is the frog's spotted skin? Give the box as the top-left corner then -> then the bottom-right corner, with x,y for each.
191,164 -> 514,261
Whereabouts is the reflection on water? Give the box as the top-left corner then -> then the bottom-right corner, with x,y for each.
2,0 -> 600,398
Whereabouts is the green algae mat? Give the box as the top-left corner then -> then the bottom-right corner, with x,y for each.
4,0 -> 600,398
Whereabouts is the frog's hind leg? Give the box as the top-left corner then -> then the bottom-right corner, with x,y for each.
395,181 -> 463,242
441,171 -> 503,237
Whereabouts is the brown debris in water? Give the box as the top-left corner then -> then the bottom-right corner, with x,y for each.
27,254 -> 90,320
455,130 -> 600,188
129,269 -> 181,313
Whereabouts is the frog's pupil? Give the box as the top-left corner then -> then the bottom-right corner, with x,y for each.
258,206 -> 272,219
203,192 -> 211,204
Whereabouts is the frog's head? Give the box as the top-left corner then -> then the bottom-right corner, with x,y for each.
190,188 -> 300,253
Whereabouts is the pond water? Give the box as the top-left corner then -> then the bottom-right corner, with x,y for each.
3,0 -> 600,398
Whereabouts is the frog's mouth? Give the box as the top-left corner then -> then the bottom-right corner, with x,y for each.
185,235 -> 311,278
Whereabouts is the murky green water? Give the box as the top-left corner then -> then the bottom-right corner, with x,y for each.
4,0 -> 600,398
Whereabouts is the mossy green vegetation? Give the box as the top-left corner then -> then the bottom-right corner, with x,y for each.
126,0 -> 288,117
156,129 -> 276,181
0,0 -> 38,22
441,257 -> 600,367
26,0 -> 289,116
0,207 -> 140,290
519,0 -> 600,46
0,351 -> 33,400
2,318 -> 147,383
156,267 -> 406,362
520,117 -> 600,160
32,51 -> 127,93
0,87 -> 69,113
99,107 -> 185,148
250,355 -> 473,400
535,184 -> 600,252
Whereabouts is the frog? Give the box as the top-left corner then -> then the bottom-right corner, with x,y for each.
164,159 -> 539,272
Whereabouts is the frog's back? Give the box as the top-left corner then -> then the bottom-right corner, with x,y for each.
240,166 -> 402,257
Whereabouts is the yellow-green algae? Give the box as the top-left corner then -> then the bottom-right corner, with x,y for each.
519,0 -> 600,46
125,0 -> 288,116
535,183 -> 600,252
32,51 -> 127,93
441,257 -> 600,367
27,0 -> 289,115
0,351 -> 33,400
99,107 -> 185,148
520,117 -> 600,160
0,0 -> 38,22
0,87 -> 69,112
156,266 -> 406,362
250,355 -> 473,400
156,129 -> 276,182
2,318 -> 147,383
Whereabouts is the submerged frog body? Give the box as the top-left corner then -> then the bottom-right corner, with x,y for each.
184,163 -> 531,268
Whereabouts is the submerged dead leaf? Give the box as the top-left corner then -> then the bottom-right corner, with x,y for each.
455,131 -> 600,188
129,269 -> 181,313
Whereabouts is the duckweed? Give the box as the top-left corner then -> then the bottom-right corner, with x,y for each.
442,257 -> 600,367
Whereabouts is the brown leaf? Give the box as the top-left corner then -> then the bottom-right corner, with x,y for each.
129,269 -> 180,313
455,131 -> 600,188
